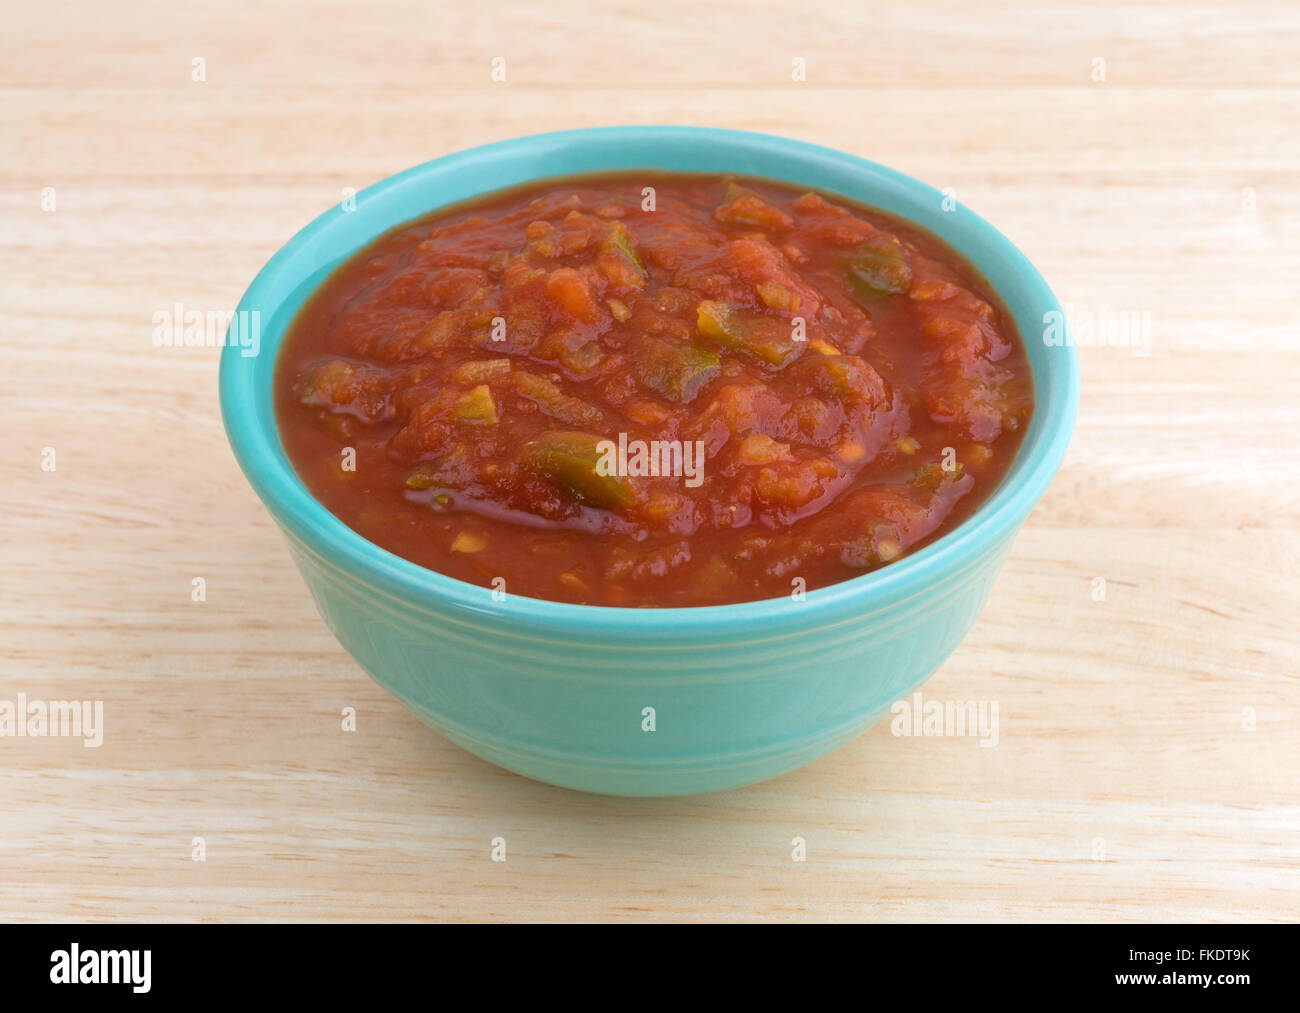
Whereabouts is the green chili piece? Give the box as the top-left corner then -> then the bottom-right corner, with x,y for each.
640,338 -> 721,402
696,300 -> 799,367
847,238 -> 913,300
450,384 -> 499,423
525,430 -> 630,510
604,222 -> 646,275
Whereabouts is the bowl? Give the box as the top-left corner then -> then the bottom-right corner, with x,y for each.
220,126 -> 1078,796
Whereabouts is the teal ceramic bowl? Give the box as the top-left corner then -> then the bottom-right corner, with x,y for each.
220,126 -> 1077,796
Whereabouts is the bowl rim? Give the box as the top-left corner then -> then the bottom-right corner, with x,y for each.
220,125 -> 1078,638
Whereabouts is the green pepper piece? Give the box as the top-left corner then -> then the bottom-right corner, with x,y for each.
813,354 -> 878,401
639,338 -> 720,403
450,384 -> 499,423
696,300 -> 799,367
847,238 -> 913,300
603,222 -> 646,275
525,430 -> 631,510
696,299 -> 751,348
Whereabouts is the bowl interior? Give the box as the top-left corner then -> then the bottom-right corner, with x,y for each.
220,126 -> 1078,636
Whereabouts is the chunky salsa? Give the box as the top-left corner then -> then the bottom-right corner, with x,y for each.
274,174 -> 1033,607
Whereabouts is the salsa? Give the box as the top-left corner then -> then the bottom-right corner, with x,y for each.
274,174 -> 1033,607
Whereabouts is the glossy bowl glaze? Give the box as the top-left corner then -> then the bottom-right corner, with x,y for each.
220,126 -> 1078,796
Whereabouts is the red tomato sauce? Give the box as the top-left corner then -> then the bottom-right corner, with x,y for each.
274,174 -> 1033,607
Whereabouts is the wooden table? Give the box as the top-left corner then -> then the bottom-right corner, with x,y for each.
3,1 -> 1297,922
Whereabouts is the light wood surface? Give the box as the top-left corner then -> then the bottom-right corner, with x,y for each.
2,1 -> 1297,922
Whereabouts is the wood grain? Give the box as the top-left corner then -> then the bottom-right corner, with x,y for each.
2,0 -> 1297,922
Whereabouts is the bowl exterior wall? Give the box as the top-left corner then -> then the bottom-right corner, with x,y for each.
286,526 -> 1014,794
